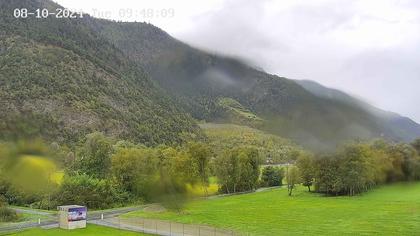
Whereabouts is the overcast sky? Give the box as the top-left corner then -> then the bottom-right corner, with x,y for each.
55,0 -> 420,123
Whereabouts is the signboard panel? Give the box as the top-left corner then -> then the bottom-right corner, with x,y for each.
68,207 -> 87,222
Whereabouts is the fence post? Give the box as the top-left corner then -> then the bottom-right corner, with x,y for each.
38,218 -> 41,225
101,213 -> 104,220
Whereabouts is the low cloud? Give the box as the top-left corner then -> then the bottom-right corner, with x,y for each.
55,0 -> 420,122
172,0 -> 420,123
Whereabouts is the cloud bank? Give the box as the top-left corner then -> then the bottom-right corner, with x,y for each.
56,0 -> 420,123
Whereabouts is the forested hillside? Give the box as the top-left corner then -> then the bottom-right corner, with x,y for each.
296,80 -> 420,142
0,0 -> 200,145
94,21 -> 420,150
0,0 -> 419,150
200,123 -> 302,163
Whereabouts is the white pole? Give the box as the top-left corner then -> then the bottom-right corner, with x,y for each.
38,218 -> 41,225
101,213 -> 104,220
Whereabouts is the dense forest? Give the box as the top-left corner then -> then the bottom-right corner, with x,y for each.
0,0 -> 200,146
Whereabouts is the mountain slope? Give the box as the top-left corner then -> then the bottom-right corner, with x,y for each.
94,21 -> 420,150
0,0 -> 200,145
296,80 -> 420,142
1,0 -> 419,149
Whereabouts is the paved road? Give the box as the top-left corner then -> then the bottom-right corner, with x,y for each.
0,219 -> 58,234
1,205 -> 187,236
11,207 -> 56,216
89,205 -> 148,219
2,205 -> 237,236
0,205 -> 148,234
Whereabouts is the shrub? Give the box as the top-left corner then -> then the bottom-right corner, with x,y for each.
0,201 -> 18,222
261,166 -> 284,187
53,174 -> 128,209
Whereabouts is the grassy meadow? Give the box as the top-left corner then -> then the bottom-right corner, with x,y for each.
122,183 -> 420,235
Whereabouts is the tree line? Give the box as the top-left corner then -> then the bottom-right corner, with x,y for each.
1,132 -> 420,214
0,132 -> 264,211
296,139 -> 420,196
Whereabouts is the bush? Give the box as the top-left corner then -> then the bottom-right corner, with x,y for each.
54,174 -> 128,209
0,200 -> 18,222
261,166 -> 284,187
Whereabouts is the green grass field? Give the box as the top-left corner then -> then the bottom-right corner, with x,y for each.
7,224 -> 148,236
122,183 -> 420,235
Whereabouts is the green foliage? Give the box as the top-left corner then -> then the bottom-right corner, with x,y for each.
313,140 -> 420,196
286,166 -> 300,196
0,1 -> 201,146
412,139 -> 420,154
111,143 -> 210,211
314,156 -> 341,194
214,147 -> 260,193
1,134 -> 213,211
201,123 -> 302,163
260,166 -> 283,187
111,146 -> 158,198
296,153 -> 315,191
149,146 -> 195,211
54,174 -> 127,209
0,206 -> 18,222
186,142 -> 212,195
216,97 -> 263,127
0,199 -> 18,222
76,132 -> 114,178
339,144 -> 376,195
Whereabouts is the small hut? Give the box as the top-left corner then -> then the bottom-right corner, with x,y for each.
57,205 -> 87,229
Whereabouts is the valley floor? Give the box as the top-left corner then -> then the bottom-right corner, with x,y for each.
122,183 -> 420,235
